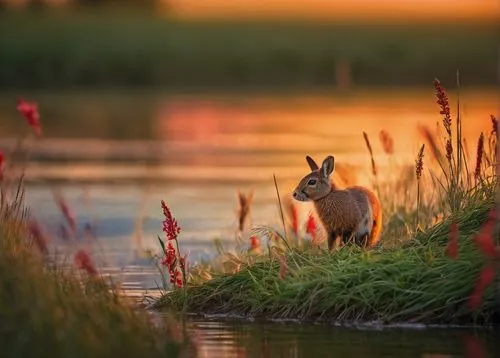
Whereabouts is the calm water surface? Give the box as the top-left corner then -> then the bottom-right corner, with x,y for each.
0,89 -> 499,357
182,317 -> 499,358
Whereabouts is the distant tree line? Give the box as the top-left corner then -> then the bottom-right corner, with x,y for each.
0,0 -> 158,10
73,0 -> 157,7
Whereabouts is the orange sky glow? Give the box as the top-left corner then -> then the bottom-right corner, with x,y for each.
165,0 -> 500,22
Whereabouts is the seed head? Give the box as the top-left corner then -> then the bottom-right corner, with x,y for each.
415,144 -> 425,180
474,132 -> 484,180
433,79 -> 451,136
379,130 -> 394,155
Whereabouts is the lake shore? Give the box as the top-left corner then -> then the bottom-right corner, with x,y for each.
152,85 -> 500,326
154,193 -> 499,326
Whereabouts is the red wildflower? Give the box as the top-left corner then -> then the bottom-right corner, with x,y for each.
161,200 -> 180,241
249,236 -> 260,250
161,241 -> 177,268
28,220 -> 48,254
491,114 -> 498,137
472,210 -> 499,260
159,200 -> 185,289
468,210 -> 499,311
173,270 -> 183,288
74,249 -> 98,277
464,335 -> 487,358
433,79 -> 451,136
379,130 -> 394,155
306,213 -> 318,244
17,98 -> 41,137
54,192 -> 77,235
468,264 -> 496,311
447,222 -> 458,260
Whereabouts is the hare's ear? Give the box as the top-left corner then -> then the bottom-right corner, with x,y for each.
306,155 -> 319,171
321,156 -> 335,178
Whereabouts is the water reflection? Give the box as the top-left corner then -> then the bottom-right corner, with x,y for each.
186,318 -> 498,358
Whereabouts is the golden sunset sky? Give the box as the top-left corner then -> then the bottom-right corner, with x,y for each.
165,0 -> 500,22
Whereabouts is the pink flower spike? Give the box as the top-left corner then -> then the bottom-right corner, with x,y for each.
472,211 -> 499,260
306,214 -> 318,244
464,335 -> 487,358
468,264 -> 496,311
447,222 -> 459,260
161,200 -> 181,241
74,249 -> 98,277
17,98 -> 41,137
249,236 -> 260,250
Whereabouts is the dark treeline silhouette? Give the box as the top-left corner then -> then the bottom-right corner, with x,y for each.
73,0 -> 156,7
0,0 -> 157,10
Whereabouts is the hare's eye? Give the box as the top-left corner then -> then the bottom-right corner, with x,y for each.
307,179 -> 317,186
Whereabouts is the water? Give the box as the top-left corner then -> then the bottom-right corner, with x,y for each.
182,317 -> 499,358
0,89 -> 499,354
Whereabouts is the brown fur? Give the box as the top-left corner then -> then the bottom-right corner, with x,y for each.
293,155 -> 382,250
346,186 -> 383,247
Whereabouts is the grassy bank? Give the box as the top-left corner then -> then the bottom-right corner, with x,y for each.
0,10 -> 498,89
153,81 -> 500,326
0,194 -> 196,357
0,111 -> 196,356
156,197 -> 497,325
0,191 -> 197,357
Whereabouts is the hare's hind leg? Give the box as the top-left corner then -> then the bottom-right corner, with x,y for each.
327,231 -> 340,250
341,230 -> 354,245
355,233 -> 369,247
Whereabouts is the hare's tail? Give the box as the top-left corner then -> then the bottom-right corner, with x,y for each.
366,191 -> 382,248
368,210 -> 382,248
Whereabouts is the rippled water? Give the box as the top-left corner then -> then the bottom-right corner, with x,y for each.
183,317 -> 499,358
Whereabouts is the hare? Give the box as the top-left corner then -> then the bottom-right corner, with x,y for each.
292,155 -> 382,250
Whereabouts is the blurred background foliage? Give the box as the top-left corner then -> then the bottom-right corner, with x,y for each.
0,0 -> 498,90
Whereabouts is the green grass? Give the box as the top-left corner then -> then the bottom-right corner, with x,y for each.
153,82 -> 500,325
0,185 -> 196,357
155,194 -> 498,325
0,9 -> 498,89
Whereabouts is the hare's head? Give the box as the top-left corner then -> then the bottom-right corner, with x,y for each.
292,155 -> 335,202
